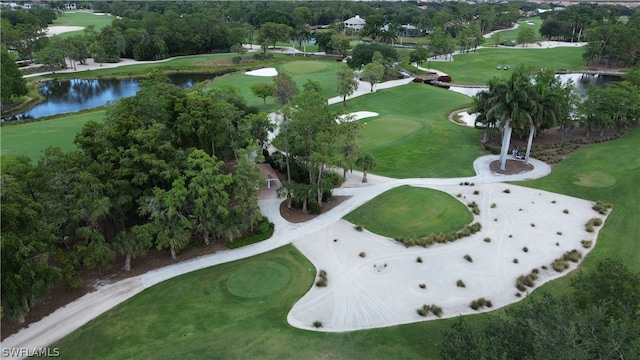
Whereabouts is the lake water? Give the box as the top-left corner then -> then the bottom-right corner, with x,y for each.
4,73 -> 218,121
449,73 -> 617,98
4,73 -> 617,122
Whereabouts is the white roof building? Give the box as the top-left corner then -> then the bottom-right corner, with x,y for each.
344,15 -> 366,31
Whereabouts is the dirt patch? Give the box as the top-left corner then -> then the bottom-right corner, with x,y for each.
279,196 -> 351,223
489,159 -> 535,175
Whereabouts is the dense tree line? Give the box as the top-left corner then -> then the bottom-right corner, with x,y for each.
577,69 -> 640,136
439,259 -> 640,359
1,73 -> 273,322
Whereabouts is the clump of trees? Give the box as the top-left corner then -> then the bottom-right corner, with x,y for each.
272,79 -> 361,214
473,65 -> 576,170
1,73 -> 273,323
439,259 -> 640,359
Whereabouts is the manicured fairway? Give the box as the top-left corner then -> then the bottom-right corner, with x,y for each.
422,46 -> 586,85
357,116 -> 422,149
0,110 -> 105,161
485,17 -> 544,44
45,245 -> 454,359
342,83 -> 484,178
208,59 -> 343,110
50,11 -> 114,38
344,185 -> 474,238
282,60 -> 328,74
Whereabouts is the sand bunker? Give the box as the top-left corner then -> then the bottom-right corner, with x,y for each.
288,182 -> 606,331
338,111 -> 379,123
46,26 -> 85,37
245,68 -> 278,77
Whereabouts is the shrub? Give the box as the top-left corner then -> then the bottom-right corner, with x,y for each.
513,258 -> 519,264
457,279 -> 466,288
530,223 -> 535,227
464,254 -> 473,262
557,231 -> 563,235
473,190 -> 479,195
470,297 -> 491,310
552,258 -> 569,272
227,217 -> 275,249
313,320 -> 323,328
308,200 -> 322,215
417,304 -> 443,317
563,209 -> 569,214
419,283 -> 426,289
592,201 -> 612,214
467,201 -> 480,215
355,225 -> 364,232
417,256 -> 423,263
563,249 -> 582,262
456,193 -> 462,198
523,247 -> 528,253
503,189 -> 511,193
586,218 -> 603,232
541,265 -> 548,270
581,239 -> 593,248
491,203 -> 496,208
359,252 -> 366,258
483,237 -> 491,243
316,270 -> 328,287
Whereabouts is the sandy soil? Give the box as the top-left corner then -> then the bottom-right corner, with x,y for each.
245,68 -> 278,77
45,26 -> 85,37
288,169 -> 606,332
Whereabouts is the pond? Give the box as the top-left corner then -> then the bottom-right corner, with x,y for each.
449,73 -> 618,98
4,73 -> 219,121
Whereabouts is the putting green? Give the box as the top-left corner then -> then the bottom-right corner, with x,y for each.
281,61 -> 328,74
359,116 -> 423,150
344,186 -> 473,239
226,261 -> 291,298
572,171 -> 616,187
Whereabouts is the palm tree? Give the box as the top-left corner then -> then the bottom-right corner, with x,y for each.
485,67 -> 535,170
356,154 -> 376,183
524,69 -> 572,165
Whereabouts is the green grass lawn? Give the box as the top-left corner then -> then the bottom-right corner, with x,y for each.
340,83 -> 484,178
484,17 -> 544,44
208,59 -> 344,111
45,245 -> 457,359
50,11 -> 114,39
422,46 -> 586,85
0,110 -> 105,161
344,185 -> 474,238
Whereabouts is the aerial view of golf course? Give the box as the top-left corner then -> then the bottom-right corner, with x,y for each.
1,2 -> 638,359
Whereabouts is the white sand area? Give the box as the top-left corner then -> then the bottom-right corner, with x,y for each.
45,26 -> 85,37
338,111 -> 379,123
288,177 -> 606,332
245,68 -> 278,77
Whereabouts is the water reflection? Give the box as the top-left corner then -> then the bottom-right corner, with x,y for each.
5,73 -> 217,121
